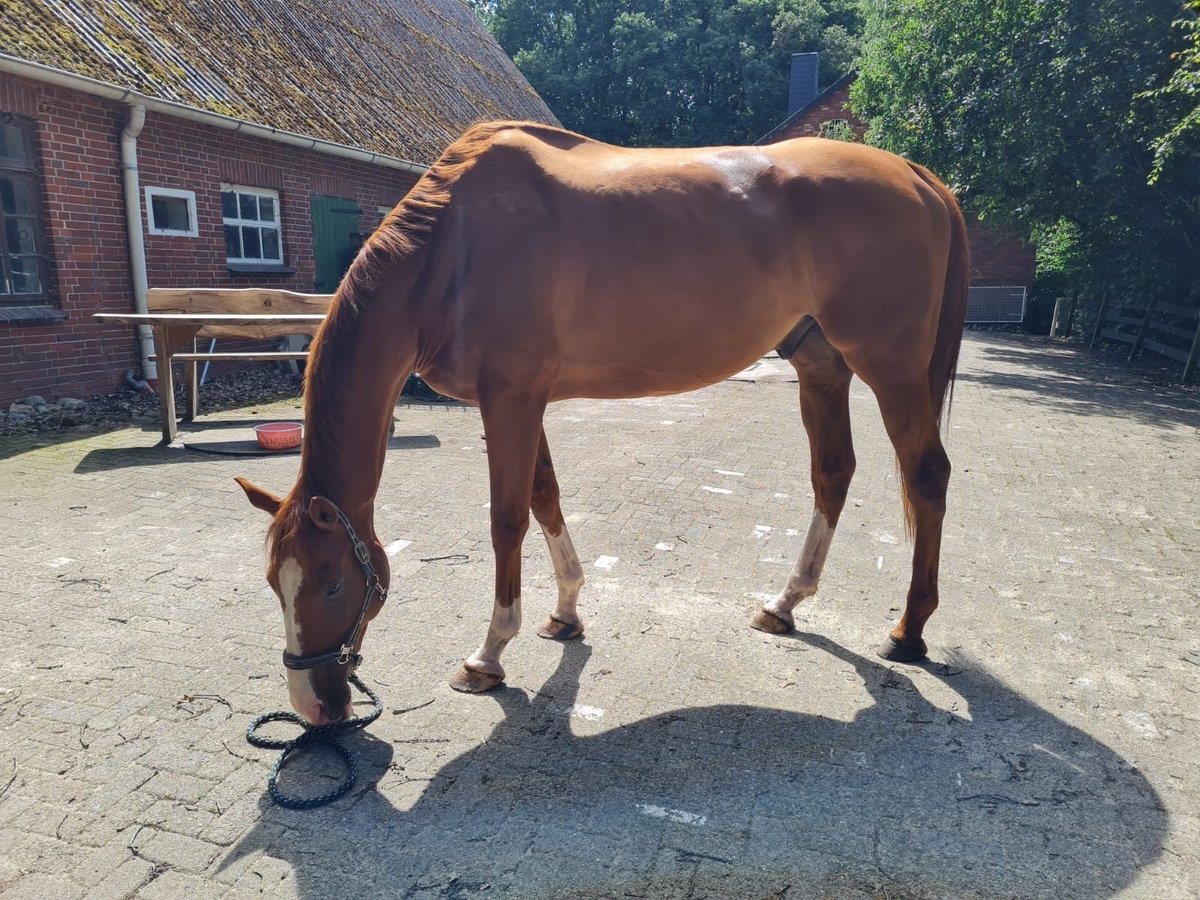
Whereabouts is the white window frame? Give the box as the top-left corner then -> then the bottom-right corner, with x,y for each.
221,184 -> 284,265
144,187 -> 198,237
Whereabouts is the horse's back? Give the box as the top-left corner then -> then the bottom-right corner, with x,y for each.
418,123 -> 955,400
468,124 -> 925,209
460,125 -> 944,283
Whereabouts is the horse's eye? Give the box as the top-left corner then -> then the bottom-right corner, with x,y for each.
325,580 -> 343,598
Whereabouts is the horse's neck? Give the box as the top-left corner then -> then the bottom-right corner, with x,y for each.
299,304 -> 414,516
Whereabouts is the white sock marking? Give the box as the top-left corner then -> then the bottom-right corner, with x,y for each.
544,528 -> 585,623
765,511 -> 835,618
467,596 -> 522,673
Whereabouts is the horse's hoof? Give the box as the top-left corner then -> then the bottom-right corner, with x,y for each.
878,635 -> 928,663
449,664 -> 503,693
751,608 -> 795,635
536,616 -> 584,641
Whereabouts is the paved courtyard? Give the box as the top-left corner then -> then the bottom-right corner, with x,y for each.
1,332 -> 1198,899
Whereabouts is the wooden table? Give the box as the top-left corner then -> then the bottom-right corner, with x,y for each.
94,312 -> 325,443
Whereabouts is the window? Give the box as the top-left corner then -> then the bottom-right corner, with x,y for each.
144,187 -> 198,236
0,116 -> 50,305
222,185 -> 282,264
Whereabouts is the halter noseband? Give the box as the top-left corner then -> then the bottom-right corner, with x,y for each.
281,502 -> 387,672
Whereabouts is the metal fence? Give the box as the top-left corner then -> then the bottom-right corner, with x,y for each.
966,285 -> 1027,324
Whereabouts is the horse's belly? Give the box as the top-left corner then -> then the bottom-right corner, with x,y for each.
548,330 -> 785,401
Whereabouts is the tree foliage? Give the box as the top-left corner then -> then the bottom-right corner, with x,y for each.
852,0 -> 1200,307
1146,0 -> 1200,182
476,0 -> 864,147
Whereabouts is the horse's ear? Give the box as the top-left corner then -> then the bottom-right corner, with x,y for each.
307,496 -> 340,532
235,477 -> 282,515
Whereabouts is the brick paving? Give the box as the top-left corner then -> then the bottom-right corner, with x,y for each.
1,332 -> 1197,899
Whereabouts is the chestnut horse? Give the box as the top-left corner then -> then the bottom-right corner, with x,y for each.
236,121 -> 968,725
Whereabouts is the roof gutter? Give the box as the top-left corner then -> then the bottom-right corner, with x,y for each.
0,52 -> 430,174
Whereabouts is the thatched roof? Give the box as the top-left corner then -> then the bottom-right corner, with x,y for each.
0,0 -> 557,163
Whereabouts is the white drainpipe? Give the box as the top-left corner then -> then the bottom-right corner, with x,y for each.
120,104 -> 156,381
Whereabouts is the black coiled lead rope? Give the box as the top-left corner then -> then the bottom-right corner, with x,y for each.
245,674 -> 383,810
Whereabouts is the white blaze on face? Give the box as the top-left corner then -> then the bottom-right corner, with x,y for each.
277,557 -> 321,723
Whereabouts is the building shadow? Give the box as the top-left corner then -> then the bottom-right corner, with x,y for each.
222,637 -> 1167,899
0,417 -> 158,462
70,433 -> 441,473
958,333 -> 1200,430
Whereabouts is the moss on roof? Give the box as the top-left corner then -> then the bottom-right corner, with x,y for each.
0,0 -> 558,163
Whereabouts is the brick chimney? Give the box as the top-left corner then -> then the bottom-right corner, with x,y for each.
788,52 -> 820,117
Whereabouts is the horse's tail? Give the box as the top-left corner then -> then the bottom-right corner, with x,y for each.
912,162 -> 970,430
896,164 -> 969,537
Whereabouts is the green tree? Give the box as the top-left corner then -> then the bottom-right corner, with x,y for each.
481,0 -> 865,147
1146,1 -> 1200,182
852,0 -> 1199,309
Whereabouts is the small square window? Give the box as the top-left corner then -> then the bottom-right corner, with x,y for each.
221,185 -> 284,265
144,187 -> 198,237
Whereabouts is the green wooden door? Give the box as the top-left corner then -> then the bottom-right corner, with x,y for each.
311,195 -> 362,293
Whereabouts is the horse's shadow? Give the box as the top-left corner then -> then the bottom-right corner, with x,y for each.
224,638 -> 1166,899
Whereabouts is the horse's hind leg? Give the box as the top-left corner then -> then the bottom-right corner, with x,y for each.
854,365 -> 951,663
752,331 -> 855,634
450,391 -> 546,694
530,427 -> 586,641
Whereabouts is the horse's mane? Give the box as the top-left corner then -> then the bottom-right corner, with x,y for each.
267,121 -> 552,557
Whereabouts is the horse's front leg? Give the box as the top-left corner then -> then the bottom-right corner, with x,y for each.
450,391 -> 547,694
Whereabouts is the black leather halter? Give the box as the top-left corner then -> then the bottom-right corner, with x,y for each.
281,503 -> 387,671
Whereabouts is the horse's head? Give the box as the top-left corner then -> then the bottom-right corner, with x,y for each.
235,477 -> 389,725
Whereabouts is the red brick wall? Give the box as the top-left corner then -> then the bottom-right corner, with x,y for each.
0,75 -> 134,406
770,81 -> 1035,291
777,82 -> 866,139
0,73 -> 420,405
966,221 -> 1034,286
135,116 -> 416,292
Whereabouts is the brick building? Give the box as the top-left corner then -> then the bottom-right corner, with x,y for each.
0,0 -> 556,405
759,55 -> 1035,320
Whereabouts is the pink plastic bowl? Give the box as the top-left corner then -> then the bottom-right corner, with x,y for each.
254,422 -> 302,451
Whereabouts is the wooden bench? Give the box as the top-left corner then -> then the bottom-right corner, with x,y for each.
95,287 -> 332,443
